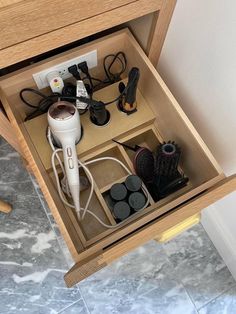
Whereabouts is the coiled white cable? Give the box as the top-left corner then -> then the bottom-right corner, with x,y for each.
48,128 -> 149,229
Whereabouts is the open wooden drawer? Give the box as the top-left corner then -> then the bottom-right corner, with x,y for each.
0,29 -> 235,287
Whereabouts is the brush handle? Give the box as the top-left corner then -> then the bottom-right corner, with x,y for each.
112,139 -> 140,152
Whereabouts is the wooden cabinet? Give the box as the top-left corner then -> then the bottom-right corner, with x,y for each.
1,29 -> 236,287
0,0 -> 166,68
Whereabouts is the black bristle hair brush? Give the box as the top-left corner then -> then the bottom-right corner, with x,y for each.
155,141 -> 188,198
155,141 -> 181,179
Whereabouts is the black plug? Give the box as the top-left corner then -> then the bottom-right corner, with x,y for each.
78,61 -> 89,75
68,64 -> 81,80
78,61 -> 94,89
61,82 -> 76,101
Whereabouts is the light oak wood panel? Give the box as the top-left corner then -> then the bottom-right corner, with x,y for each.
0,199 -> 12,213
0,0 -> 161,68
24,81 -> 155,171
147,0 -> 177,66
0,0 -> 22,8
0,0 -> 136,50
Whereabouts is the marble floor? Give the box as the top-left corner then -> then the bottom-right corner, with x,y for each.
0,136 -> 236,314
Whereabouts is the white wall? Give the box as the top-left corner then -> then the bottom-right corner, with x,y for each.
129,0 -> 236,277
156,0 -> 236,277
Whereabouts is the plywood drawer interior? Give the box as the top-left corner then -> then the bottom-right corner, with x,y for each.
0,29 -> 227,280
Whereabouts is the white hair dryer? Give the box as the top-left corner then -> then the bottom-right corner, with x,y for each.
48,101 -> 81,215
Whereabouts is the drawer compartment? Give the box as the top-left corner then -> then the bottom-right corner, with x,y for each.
1,29 -> 235,287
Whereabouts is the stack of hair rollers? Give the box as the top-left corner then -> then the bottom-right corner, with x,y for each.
108,175 -> 147,221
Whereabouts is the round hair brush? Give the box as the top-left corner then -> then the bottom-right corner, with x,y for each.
155,141 -> 188,198
155,141 -> 181,179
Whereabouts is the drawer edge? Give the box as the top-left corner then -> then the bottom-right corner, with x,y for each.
65,174 -> 236,287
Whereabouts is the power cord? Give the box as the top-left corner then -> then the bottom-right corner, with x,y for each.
20,72 -> 135,121
20,52 -> 131,120
78,61 -> 94,90
20,88 -> 86,121
78,51 -> 127,90
68,64 -> 81,80
47,128 -> 149,228
20,88 -> 60,121
103,51 -> 127,83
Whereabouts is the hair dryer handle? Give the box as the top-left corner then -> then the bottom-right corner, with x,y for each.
62,143 -> 80,211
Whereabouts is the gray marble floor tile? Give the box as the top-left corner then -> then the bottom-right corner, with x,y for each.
0,144 -> 30,184
79,241 -> 196,314
0,136 -> 7,147
0,180 -> 37,204
198,285 -> 236,314
0,292 -> 84,314
29,174 -> 51,215
38,195 -> 51,214
129,285 -> 198,314
0,136 -> 6,146
0,143 -> 82,314
47,213 -> 62,238
0,181 -> 47,223
163,224 -> 236,309
29,173 -> 45,199
57,236 -> 74,268
0,213 -> 82,313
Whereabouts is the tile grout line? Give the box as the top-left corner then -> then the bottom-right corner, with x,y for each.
161,233 -> 236,312
196,283 -> 236,312
77,285 -> 92,314
196,276 -> 236,311
162,240 -> 232,313
56,298 -> 82,314
160,241 -> 199,313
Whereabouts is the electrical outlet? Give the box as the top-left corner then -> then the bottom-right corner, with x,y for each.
33,50 -> 97,90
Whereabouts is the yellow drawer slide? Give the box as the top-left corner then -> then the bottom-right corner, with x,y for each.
156,214 -> 201,243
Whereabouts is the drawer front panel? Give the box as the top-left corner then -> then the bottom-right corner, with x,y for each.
65,175 -> 236,287
0,0 -> 161,68
64,175 -> 236,287
0,0 -> 136,50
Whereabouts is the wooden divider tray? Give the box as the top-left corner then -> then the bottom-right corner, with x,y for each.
23,79 -> 218,249
1,29 -> 232,286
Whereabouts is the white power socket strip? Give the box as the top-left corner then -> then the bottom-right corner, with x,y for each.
33,50 -> 97,90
